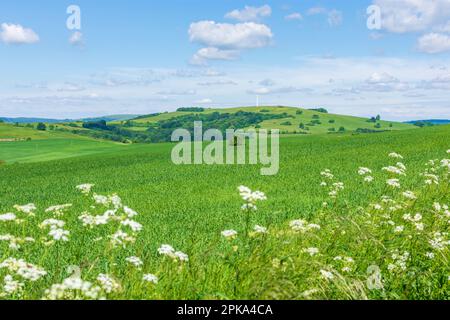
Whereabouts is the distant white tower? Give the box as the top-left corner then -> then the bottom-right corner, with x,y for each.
256,95 -> 260,107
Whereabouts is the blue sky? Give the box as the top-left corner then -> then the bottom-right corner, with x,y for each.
1,0 -> 450,120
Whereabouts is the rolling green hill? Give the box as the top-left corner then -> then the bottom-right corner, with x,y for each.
129,106 -> 415,135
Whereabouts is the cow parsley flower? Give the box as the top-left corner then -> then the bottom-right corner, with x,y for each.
97,274 -> 121,293
157,244 -> 188,262
304,247 -> 319,256
13,204 -> 36,216
221,230 -> 238,239
0,213 -> 16,222
76,184 -> 94,195
45,204 -> 72,217
253,225 -> 268,234
320,269 -> 334,280
110,230 -> 135,248
387,179 -> 401,188
2,275 -> 24,295
48,228 -> 70,242
358,167 -> 372,175
143,274 -> 158,284
43,277 -> 102,300
238,186 -> 267,209
402,191 -> 417,200
126,256 -> 143,268
121,219 -> 143,232
123,206 -> 138,218
0,258 -> 47,281
290,219 -> 321,233
389,152 -> 403,159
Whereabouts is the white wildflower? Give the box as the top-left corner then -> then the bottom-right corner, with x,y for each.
123,206 -> 138,218
221,230 -> 238,239
0,258 -> 47,281
402,191 -> 417,200
126,256 -> 143,268
304,247 -> 319,256
386,179 -> 401,188
121,219 -> 143,233
389,152 -> 403,159
320,269 -> 334,280
97,274 -> 121,293
143,274 -> 158,284
358,167 -> 372,175
0,213 -> 16,222
76,184 -> 94,194
13,204 -> 36,215
2,275 -> 24,295
253,225 -> 268,234
48,228 -> 70,242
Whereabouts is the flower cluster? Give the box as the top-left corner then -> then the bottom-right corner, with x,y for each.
76,186 -> 142,249
238,186 -> 267,211
289,219 -> 321,233
157,244 -> 189,262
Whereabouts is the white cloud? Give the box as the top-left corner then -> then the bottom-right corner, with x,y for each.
259,79 -> 276,86
0,23 -> 39,44
285,13 -> 303,21
197,80 -> 237,86
189,21 -> 273,49
190,47 -> 240,65
247,86 -> 313,95
307,7 -> 327,15
327,10 -> 343,27
361,72 -> 411,92
373,0 -> 450,33
225,5 -> 271,22
69,31 -> 83,46
417,33 -> 450,53
56,82 -> 85,92
156,89 -> 196,96
306,8 -> 343,27
195,98 -> 213,104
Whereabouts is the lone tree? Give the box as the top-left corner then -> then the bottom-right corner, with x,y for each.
36,122 -> 47,131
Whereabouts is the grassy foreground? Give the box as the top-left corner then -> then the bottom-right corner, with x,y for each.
0,126 -> 449,299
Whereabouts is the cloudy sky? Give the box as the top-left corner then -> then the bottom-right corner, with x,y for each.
1,0 -> 450,120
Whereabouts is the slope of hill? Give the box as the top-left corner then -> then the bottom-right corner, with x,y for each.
405,119 -> 450,125
131,106 -> 415,135
0,114 -> 138,124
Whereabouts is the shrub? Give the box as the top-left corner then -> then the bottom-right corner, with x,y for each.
309,108 -> 328,113
329,119 -> 335,124
177,107 -> 205,112
281,121 -> 292,126
36,123 -> 47,131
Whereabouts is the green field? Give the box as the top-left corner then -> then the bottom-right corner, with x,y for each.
0,122 -> 448,299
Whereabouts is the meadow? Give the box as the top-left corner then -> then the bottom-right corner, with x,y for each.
0,125 -> 449,299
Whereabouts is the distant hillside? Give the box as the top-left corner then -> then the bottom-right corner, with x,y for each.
405,119 -> 450,125
130,106 -> 415,137
0,117 -> 72,124
0,114 -> 139,124
80,114 -> 139,122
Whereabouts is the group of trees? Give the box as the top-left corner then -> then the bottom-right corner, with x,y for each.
177,107 -> 205,112
65,111 -> 293,144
